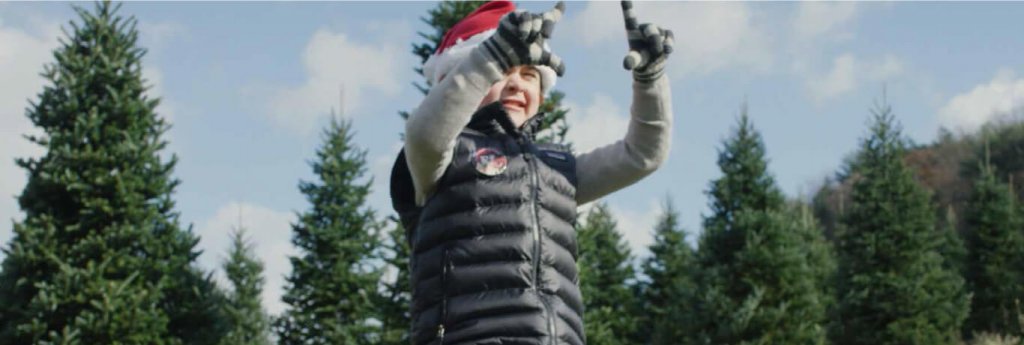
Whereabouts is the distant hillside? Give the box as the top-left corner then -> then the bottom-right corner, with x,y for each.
813,113 -> 1024,238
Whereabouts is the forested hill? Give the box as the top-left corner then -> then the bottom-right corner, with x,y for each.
813,111 -> 1024,239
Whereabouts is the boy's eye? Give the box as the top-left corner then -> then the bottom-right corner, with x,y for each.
522,70 -> 539,80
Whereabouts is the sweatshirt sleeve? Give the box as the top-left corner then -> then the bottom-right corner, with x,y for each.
404,48 -> 506,206
574,75 -> 673,205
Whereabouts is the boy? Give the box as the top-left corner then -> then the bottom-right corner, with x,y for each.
391,1 -> 673,344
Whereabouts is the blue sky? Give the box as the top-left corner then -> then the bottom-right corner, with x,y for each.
3,1 -> 1024,315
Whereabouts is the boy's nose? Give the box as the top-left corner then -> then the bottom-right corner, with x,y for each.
504,76 -> 522,93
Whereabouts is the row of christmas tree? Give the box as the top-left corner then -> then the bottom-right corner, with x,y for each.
3,2 -> 1024,345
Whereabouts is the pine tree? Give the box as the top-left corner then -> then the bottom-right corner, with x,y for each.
638,198 -> 697,345
793,200 -> 837,308
831,100 -> 968,345
688,110 -> 832,345
940,205 -> 967,278
220,227 -> 271,345
0,2 -> 224,344
378,217 -> 412,345
274,116 -> 383,345
577,203 -> 636,345
963,160 -> 1024,337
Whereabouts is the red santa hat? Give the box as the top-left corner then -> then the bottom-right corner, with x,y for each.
422,0 -> 557,92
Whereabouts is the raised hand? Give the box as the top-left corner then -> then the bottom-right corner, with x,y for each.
621,0 -> 673,82
481,1 -> 566,76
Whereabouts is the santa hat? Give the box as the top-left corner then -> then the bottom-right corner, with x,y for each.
422,0 -> 557,92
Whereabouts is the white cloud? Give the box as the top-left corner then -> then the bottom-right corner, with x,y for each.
569,1 -> 771,77
806,53 -> 904,102
268,28 -> 404,135
196,202 -> 296,316
0,16 -> 60,250
939,69 -> 1024,133
792,2 -> 859,42
607,200 -> 662,260
869,54 -> 904,82
808,54 -> 857,101
564,93 -> 630,154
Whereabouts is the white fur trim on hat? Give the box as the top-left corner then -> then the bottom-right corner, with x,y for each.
423,29 -> 557,92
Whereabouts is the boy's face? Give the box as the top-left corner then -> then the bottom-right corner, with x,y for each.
478,65 -> 543,128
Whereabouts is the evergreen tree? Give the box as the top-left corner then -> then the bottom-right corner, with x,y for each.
274,116 -> 383,345
220,227 -> 271,345
688,110 -> 832,345
0,2 -> 224,344
831,100 -> 968,345
577,203 -> 636,345
638,198 -> 697,345
378,217 -> 412,345
792,202 -> 837,313
963,161 -> 1024,337
940,205 -> 967,278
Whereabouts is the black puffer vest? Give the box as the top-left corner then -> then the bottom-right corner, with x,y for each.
391,102 -> 584,345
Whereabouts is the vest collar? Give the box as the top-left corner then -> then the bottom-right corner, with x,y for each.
466,101 -> 545,140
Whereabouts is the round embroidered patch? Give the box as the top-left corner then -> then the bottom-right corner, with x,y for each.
473,148 -> 507,176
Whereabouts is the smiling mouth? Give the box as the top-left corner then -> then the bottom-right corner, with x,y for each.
502,100 -> 526,110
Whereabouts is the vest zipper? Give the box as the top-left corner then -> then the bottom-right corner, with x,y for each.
521,138 -> 557,345
438,247 -> 450,344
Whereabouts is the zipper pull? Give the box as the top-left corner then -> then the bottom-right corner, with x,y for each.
517,137 -> 533,161
437,324 -> 446,340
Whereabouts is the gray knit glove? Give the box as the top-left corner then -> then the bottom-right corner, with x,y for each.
621,0 -> 674,83
481,2 -> 566,77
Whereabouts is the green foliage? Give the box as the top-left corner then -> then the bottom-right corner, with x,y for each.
535,90 -> 572,146
377,217 -> 412,345
0,2 -> 224,343
689,111 -> 833,345
274,117 -> 384,345
638,198 -> 697,344
220,228 -> 271,345
963,112 -> 1024,198
814,109 -> 1024,257
400,0 -> 487,120
577,203 -> 637,345
831,100 -> 968,345
940,206 -> 968,277
964,161 -> 1024,337
704,107 -> 786,234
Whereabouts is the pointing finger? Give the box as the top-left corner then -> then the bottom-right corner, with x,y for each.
541,1 -> 565,39
544,1 -> 565,24
621,0 -> 638,31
